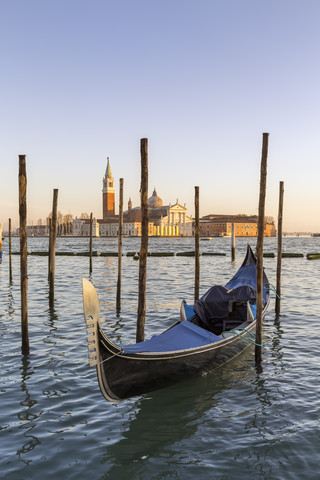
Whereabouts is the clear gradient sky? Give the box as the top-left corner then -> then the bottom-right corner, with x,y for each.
1,0 -> 320,232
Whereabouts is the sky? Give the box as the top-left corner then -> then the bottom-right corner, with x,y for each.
1,0 -> 320,233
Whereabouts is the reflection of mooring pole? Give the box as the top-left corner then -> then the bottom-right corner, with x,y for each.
194,186 -> 200,302
19,155 -> 29,355
89,212 -> 93,274
275,181 -> 284,316
137,138 -> 148,343
231,223 -> 235,261
9,218 -> 12,282
255,133 -> 269,365
49,189 -> 58,307
116,178 -> 124,313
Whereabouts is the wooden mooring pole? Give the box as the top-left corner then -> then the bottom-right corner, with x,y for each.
255,133 -> 269,365
9,218 -> 12,282
231,223 -> 235,261
137,138 -> 148,343
89,213 -> 93,274
19,155 -> 29,355
48,218 -> 51,281
49,189 -> 58,306
275,181 -> 284,316
194,186 -> 200,302
116,178 -> 124,313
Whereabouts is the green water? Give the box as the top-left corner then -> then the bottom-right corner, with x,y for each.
1,236 -> 319,479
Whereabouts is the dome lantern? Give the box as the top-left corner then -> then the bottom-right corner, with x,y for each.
148,188 -> 163,208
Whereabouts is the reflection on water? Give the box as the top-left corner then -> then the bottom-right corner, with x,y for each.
17,357 -> 40,469
102,378 -> 222,477
271,314 -> 284,368
1,236 -> 320,480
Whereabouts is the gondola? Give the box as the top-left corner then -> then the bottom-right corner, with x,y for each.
82,245 -> 269,402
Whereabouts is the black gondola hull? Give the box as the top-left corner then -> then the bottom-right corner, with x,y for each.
96,320 -> 260,400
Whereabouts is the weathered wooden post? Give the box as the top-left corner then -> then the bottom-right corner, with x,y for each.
19,155 -> 29,355
275,181 -> 284,316
137,138 -> 148,342
116,178 -> 124,313
194,186 -> 200,302
48,218 -> 51,281
255,133 -> 269,365
9,218 -> 12,282
231,223 -> 235,261
89,213 -> 93,274
49,189 -> 58,306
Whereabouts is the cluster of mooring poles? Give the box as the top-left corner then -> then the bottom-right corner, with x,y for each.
134,134 -> 284,365
15,133 -> 284,364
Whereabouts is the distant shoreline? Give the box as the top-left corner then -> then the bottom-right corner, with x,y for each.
2,234 -> 316,239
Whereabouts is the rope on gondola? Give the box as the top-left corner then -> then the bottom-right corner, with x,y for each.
266,282 -> 281,299
221,327 -> 263,347
98,350 -> 124,365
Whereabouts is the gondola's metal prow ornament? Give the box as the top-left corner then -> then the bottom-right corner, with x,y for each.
82,278 -> 105,367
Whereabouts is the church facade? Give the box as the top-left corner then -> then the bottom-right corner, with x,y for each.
124,188 -> 193,236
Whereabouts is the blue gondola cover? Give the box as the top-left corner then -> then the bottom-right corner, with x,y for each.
225,265 -> 267,303
121,320 -> 222,353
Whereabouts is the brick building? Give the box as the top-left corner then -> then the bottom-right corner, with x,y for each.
199,214 -> 276,237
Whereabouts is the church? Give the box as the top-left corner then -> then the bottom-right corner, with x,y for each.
97,158 -> 193,237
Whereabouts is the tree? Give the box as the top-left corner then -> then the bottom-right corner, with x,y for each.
80,212 -> 89,219
57,210 -> 63,225
64,213 -> 73,224
265,216 -> 275,225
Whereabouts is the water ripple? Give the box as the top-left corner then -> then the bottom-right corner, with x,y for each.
1,236 -> 320,479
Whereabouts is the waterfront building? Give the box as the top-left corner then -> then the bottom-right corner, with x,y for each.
72,217 -> 84,236
73,217 -> 100,236
99,219 -> 154,237
199,214 -> 276,237
26,224 -> 49,236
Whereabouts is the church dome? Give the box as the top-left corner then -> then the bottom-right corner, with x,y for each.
148,188 -> 163,208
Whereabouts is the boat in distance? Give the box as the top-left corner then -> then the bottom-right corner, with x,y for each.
82,245 -> 270,402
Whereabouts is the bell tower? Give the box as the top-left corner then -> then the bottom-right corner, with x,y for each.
102,157 -> 115,219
